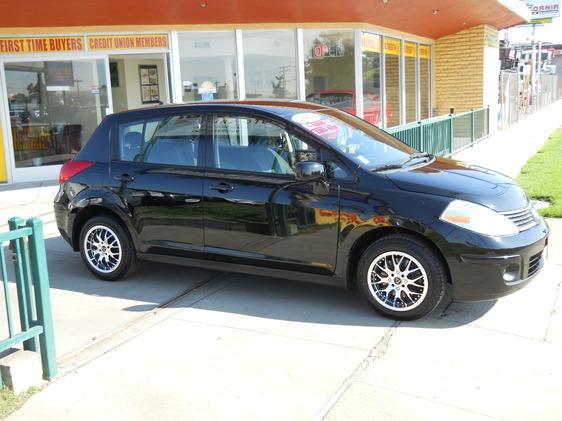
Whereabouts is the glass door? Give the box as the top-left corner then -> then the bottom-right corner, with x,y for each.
3,58 -> 110,181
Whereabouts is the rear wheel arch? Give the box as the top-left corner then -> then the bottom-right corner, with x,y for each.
72,205 -> 134,252
345,226 -> 451,288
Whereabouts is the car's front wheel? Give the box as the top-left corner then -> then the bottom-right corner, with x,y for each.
79,216 -> 136,281
357,235 -> 447,320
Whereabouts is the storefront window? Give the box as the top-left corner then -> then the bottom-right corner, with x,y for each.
243,30 -> 297,99
384,37 -> 401,127
178,32 -> 238,102
303,30 -> 356,115
419,44 -> 431,119
5,59 -> 109,168
404,42 -> 417,123
361,33 -> 382,126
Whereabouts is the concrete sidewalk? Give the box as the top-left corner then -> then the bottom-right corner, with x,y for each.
3,103 -> 562,420
453,100 -> 562,178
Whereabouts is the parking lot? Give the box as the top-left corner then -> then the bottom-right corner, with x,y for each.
0,182 -> 560,420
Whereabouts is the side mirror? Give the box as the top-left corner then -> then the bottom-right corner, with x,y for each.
294,161 -> 326,182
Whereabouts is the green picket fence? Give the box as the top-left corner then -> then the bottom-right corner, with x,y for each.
0,218 -> 57,380
386,107 -> 490,156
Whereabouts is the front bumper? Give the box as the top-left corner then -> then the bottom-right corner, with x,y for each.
441,220 -> 549,301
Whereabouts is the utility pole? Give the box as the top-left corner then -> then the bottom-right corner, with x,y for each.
530,23 -> 536,111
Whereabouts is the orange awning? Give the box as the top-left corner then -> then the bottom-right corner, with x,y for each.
1,0 -> 530,39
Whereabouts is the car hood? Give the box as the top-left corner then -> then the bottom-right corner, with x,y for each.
384,157 -> 529,211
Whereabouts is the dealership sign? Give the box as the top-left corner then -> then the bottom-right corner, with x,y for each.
0,34 -> 169,55
522,0 -> 560,19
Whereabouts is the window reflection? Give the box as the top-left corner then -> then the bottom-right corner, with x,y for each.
361,33 -> 383,126
303,30 -> 356,115
5,59 -> 109,168
384,37 -> 401,127
419,45 -> 431,120
178,32 -> 238,102
405,42 -> 417,123
243,30 -> 297,99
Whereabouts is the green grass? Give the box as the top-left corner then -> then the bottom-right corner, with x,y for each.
518,129 -> 562,217
0,386 -> 41,418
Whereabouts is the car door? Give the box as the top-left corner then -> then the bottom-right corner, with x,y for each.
110,111 -> 207,256
202,112 -> 342,274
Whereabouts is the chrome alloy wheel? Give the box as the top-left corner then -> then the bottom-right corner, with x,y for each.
367,251 -> 428,311
83,225 -> 122,274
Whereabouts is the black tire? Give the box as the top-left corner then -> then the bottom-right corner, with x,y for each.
79,215 -> 136,281
357,234 -> 447,320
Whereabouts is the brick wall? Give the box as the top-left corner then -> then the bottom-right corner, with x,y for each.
434,24 -> 498,116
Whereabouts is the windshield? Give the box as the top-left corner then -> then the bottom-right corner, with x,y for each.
290,109 -> 415,170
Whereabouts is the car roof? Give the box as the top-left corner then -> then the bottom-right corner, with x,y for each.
115,100 -> 333,119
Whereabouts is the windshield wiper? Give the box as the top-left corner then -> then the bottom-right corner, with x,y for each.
372,153 -> 434,173
400,152 -> 433,166
371,163 -> 404,172
372,152 -> 433,172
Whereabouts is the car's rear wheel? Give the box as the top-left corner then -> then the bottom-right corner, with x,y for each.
357,235 -> 446,320
79,216 -> 135,281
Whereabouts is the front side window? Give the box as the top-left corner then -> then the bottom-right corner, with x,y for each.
290,109 -> 413,170
211,115 -> 321,176
117,114 -> 202,167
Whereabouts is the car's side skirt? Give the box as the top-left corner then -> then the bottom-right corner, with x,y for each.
138,252 -> 345,288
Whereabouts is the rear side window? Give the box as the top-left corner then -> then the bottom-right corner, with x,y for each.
116,114 -> 202,167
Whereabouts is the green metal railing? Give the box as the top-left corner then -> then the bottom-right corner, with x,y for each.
386,107 -> 490,156
0,218 -> 57,380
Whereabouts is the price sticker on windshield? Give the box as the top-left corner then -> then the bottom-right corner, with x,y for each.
304,119 -> 341,137
292,113 -> 341,138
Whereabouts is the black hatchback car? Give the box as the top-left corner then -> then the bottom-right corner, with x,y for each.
54,101 -> 549,320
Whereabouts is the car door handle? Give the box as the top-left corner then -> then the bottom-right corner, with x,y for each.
113,173 -> 135,182
210,182 -> 234,193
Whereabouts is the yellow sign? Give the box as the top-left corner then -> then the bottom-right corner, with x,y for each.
419,45 -> 431,59
361,33 -> 380,53
404,42 -> 417,58
531,17 -> 553,23
0,34 -> 169,54
0,124 -> 6,183
384,38 -> 401,56
0,36 -> 84,54
86,34 -> 169,51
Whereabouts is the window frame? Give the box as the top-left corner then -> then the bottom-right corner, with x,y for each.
111,111 -> 209,169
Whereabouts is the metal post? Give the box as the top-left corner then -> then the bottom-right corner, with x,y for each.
296,28 -> 306,101
530,24 -> 536,111
0,246 -> 14,338
418,121 -> 424,152
354,29 -> 364,119
470,109 -> 475,146
235,29 -> 246,100
448,113 -> 454,155
8,217 -> 37,352
26,218 -> 57,379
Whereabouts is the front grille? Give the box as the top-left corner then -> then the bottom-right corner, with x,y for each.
528,251 -> 543,277
501,206 -> 537,232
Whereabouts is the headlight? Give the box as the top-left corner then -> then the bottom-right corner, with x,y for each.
530,203 -> 542,221
440,200 -> 519,236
